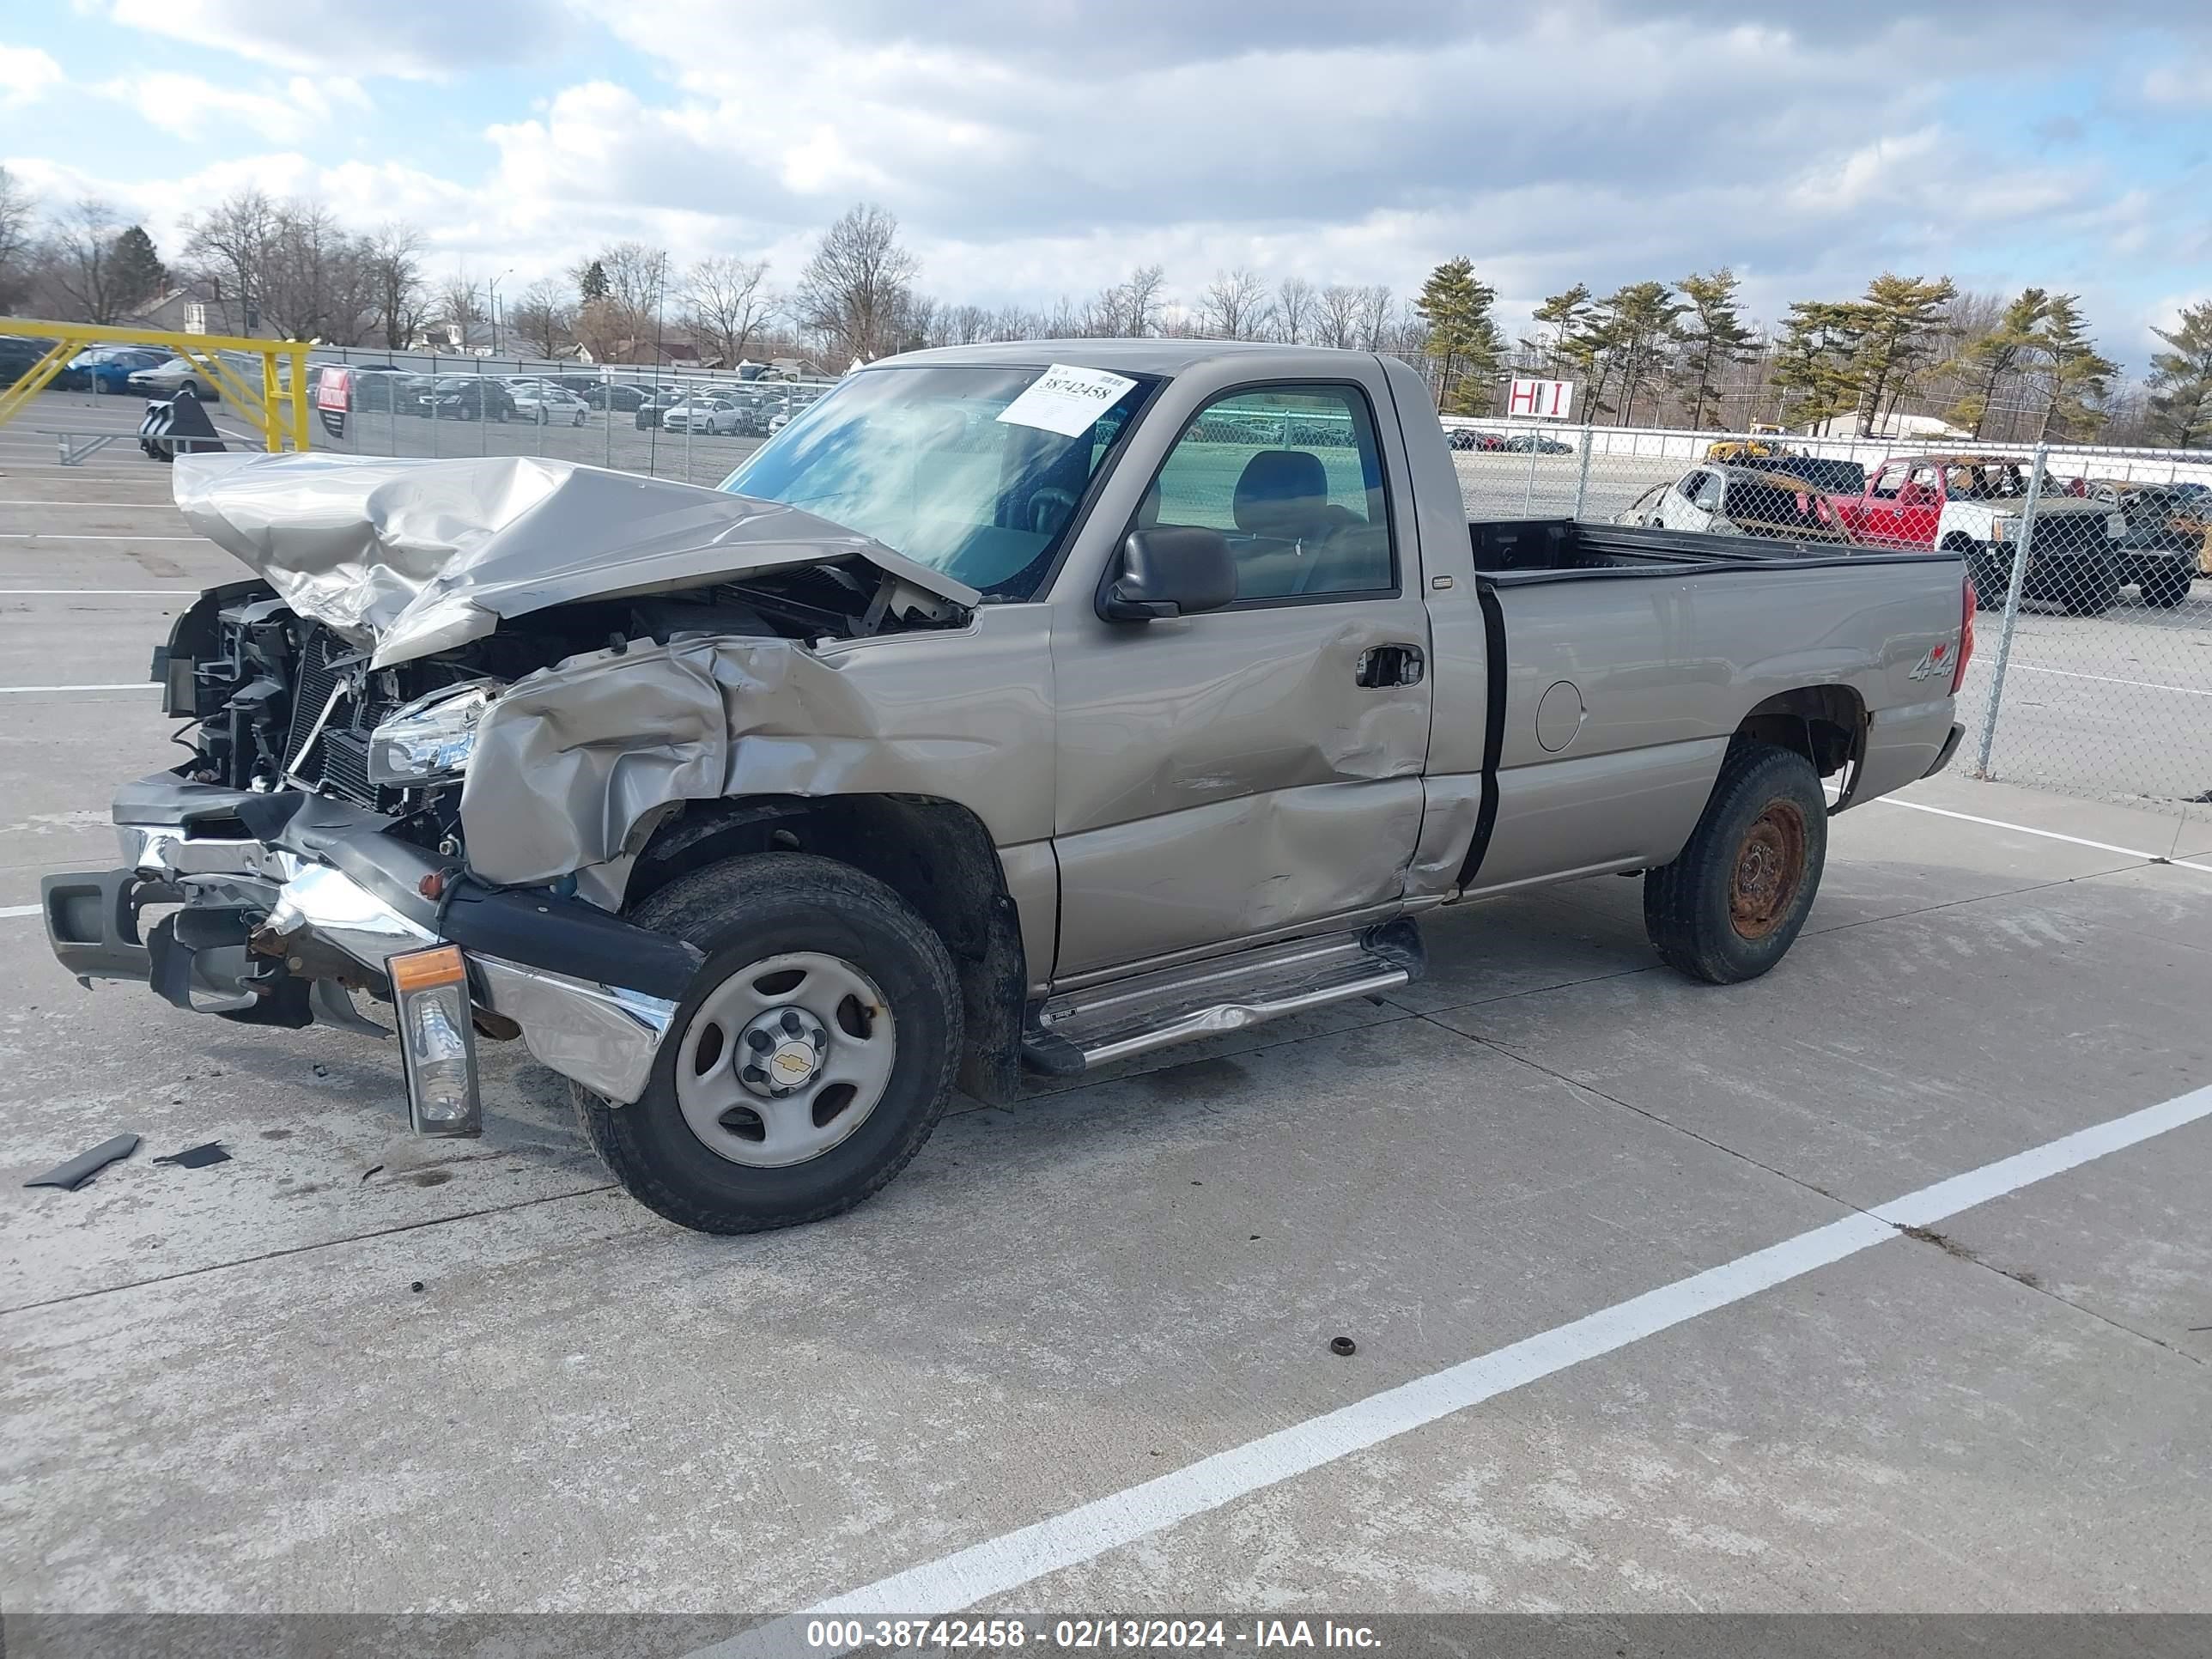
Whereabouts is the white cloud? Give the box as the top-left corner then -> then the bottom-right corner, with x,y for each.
12,1 -> 2207,375
93,70 -> 370,144
2142,54 -> 2211,106
0,43 -> 64,106
102,0 -> 563,79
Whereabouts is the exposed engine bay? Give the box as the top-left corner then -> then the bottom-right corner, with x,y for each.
157,559 -> 965,860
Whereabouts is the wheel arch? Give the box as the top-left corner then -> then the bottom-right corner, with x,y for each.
1733,684 -> 1867,796
627,793 -> 1028,1105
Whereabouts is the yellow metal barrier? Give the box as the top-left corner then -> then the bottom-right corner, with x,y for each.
0,319 -> 311,453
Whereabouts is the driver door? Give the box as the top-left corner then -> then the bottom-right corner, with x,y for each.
1048,378 -> 1433,980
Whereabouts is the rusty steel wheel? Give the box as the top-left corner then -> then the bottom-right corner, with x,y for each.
1644,739 -> 1828,984
1728,801 -> 1808,940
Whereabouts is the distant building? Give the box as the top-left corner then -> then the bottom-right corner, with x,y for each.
1800,411 -> 1969,442
121,281 -> 272,340
611,338 -> 702,367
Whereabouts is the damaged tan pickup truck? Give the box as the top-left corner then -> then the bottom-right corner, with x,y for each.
43,342 -> 1976,1231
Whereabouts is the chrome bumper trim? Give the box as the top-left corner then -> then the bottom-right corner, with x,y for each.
124,833 -> 674,1106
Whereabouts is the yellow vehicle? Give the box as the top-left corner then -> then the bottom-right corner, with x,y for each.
1705,437 -> 1793,464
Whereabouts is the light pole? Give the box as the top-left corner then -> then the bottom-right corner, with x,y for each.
488,267 -> 515,357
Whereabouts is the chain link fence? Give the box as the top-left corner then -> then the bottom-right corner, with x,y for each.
307,356 -> 838,489
1450,419 -> 2212,818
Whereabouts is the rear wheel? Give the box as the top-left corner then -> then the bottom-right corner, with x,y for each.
575,852 -> 962,1234
1644,740 -> 1828,984
2142,566 -> 2192,609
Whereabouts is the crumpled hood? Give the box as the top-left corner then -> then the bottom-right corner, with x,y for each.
172,452 -> 979,667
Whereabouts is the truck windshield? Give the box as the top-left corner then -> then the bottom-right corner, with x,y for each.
719,364 -> 1156,599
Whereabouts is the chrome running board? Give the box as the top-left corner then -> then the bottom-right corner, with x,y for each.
1023,921 -> 1423,1076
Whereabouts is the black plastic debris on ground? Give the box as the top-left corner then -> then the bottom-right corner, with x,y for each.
154,1141 -> 232,1170
25,1133 -> 141,1191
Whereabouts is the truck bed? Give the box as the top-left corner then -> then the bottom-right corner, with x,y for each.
1455,516 -> 1966,899
1468,516 -> 1953,580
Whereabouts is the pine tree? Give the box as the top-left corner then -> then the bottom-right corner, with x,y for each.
1674,269 -> 1754,428
2032,295 -> 2117,441
1414,256 -> 1503,413
1948,288 -> 2045,440
1850,272 -> 1956,433
1771,300 -> 1871,428
577,258 -> 610,305
108,224 -> 166,312
1522,283 -> 1592,378
1594,281 -> 1685,426
2143,301 -> 2212,450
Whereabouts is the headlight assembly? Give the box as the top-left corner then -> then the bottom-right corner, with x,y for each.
367,681 -> 500,787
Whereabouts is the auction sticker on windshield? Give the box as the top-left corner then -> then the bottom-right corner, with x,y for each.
996,364 -> 1139,437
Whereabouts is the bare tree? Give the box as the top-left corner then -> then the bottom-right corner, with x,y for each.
1316,283 -> 1363,349
944,302 -> 991,345
48,199 -> 134,324
1105,263 -> 1167,337
1200,267 -> 1273,340
567,241 -> 669,361
1356,284 -> 1394,352
509,276 -> 574,360
183,187 -> 281,332
0,165 -> 36,311
365,222 -> 429,350
1275,276 -> 1316,344
256,201 -> 376,342
437,271 -> 483,345
793,202 -> 919,363
681,254 -> 772,365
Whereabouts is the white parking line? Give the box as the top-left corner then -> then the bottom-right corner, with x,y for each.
2014,665 -> 2212,699
702,1084 -> 2212,1649
0,903 -> 37,921
0,683 -> 159,694
1878,797 -> 2212,875
0,533 -> 202,542
0,589 -> 192,596
0,501 -> 182,509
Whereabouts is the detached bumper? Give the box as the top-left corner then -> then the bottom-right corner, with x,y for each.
40,773 -> 700,1106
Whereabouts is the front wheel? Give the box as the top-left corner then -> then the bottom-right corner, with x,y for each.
576,853 -> 963,1234
2058,565 -> 2117,616
1643,739 -> 1828,984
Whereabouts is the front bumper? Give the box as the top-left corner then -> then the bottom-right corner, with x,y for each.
40,772 -> 700,1107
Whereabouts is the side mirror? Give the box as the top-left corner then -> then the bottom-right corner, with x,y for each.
1099,526 -> 1238,623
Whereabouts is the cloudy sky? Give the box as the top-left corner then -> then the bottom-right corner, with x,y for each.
3,0 -> 2208,369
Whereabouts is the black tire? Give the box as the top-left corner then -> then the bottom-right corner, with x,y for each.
2058,566 -> 2116,616
575,852 -> 963,1234
2142,567 -> 2192,609
1644,739 -> 1828,985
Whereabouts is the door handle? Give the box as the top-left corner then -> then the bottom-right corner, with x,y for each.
1354,643 -> 1425,688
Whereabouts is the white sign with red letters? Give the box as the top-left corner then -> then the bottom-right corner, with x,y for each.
1507,377 -> 1574,420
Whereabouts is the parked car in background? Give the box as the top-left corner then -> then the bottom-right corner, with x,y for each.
129,354 -> 231,401
1445,428 -> 1506,452
1749,453 -> 1867,498
510,382 -> 592,426
0,334 -> 58,386
419,377 -> 514,422
58,346 -> 167,393
1501,433 -> 1572,455
336,364 -> 410,410
2090,483 -> 2202,608
635,388 -> 691,428
583,381 -> 655,411
1827,453 -> 2124,613
1617,465 -> 1863,544
661,396 -> 746,435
